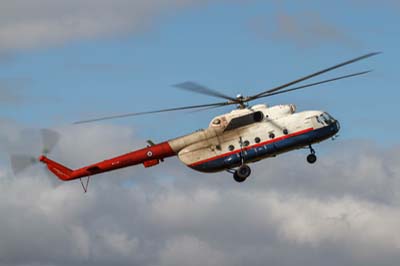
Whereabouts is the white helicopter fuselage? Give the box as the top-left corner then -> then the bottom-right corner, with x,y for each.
168,104 -> 340,172
39,103 -> 340,183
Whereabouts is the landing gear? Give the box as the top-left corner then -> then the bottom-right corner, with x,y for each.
231,137 -> 252,183
307,145 -> 317,164
233,165 -> 251,183
307,154 -> 317,164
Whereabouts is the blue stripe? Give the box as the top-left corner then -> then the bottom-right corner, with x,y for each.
191,123 -> 339,173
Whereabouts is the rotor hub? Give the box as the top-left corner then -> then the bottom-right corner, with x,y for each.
235,94 -> 247,109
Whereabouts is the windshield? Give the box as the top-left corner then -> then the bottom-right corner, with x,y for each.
320,112 -> 335,125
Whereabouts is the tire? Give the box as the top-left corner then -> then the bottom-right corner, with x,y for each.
307,154 -> 317,164
233,172 -> 247,183
233,165 -> 251,183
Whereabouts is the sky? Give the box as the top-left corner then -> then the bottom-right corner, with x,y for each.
0,0 -> 400,266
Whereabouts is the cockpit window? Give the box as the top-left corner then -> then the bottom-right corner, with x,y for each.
320,113 -> 334,125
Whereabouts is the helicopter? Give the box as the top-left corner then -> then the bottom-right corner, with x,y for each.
15,52 -> 379,189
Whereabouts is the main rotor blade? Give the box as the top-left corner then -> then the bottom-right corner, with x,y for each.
74,102 -> 232,124
174,81 -> 237,102
256,70 -> 372,100
250,52 -> 380,100
188,104 -> 232,114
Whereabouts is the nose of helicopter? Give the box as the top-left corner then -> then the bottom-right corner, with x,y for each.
330,118 -> 340,136
335,120 -> 341,133
321,118 -> 340,141
321,112 -> 340,135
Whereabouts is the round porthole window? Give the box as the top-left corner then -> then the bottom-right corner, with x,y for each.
269,133 -> 275,139
244,140 -> 250,147
228,145 -> 235,151
255,137 -> 261,143
283,129 -> 289,135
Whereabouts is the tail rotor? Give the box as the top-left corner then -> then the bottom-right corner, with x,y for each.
10,129 -> 60,175
40,129 -> 60,156
10,154 -> 38,175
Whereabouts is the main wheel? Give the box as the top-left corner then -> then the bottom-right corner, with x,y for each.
307,154 -> 317,164
233,165 -> 251,183
233,172 -> 246,183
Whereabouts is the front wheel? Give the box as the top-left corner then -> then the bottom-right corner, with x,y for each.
307,154 -> 317,164
233,165 -> 251,182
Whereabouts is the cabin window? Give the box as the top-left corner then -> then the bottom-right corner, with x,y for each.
244,140 -> 250,147
228,145 -> 235,151
269,133 -> 275,139
283,129 -> 289,135
255,137 -> 261,143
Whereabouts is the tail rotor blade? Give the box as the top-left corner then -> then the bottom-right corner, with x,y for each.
10,155 -> 38,175
41,129 -> 60,154
9,129 -> 60,176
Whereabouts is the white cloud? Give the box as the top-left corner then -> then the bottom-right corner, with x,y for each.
1,120 -> 400,266
0,0 -> 210,53
265,194 -> 400,249
249,11 -> 358,49
159,235 -> 229,266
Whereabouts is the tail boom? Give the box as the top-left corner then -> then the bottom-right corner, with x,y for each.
40,141 -> 176,181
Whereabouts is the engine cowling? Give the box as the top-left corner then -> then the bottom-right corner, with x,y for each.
265,104 -> 296,119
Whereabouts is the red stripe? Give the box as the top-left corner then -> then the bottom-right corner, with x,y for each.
190,127 -> 314,167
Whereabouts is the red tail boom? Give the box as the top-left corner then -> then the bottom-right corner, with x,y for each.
39,142 -> 176,181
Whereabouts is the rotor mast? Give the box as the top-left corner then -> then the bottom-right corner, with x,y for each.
235,94 -> 247,109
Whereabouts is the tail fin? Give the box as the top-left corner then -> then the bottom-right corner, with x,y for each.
39,156 -> 73,181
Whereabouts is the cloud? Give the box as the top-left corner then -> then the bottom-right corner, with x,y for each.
249,11 -> 359,49
267,194 -> 400,248
0,0 -> 210,53
159,235 -> 229,266
1,120 -> 400,266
